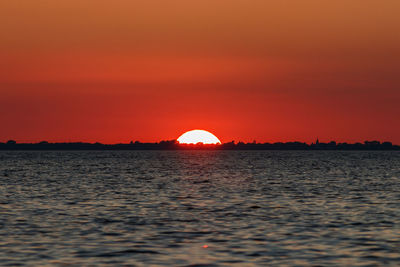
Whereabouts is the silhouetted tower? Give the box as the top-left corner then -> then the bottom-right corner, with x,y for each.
316,138 -> 319,145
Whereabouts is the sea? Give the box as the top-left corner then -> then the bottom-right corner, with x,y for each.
0,151 -> 399,266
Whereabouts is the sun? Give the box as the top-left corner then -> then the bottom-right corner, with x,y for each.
177,130 -> 221,144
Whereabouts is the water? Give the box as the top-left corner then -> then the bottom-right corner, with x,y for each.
0,151 -> 399,266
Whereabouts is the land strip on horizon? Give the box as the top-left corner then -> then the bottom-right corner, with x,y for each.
1,140 -> 398,150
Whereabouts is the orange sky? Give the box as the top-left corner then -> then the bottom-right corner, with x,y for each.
1,0 -> 399,143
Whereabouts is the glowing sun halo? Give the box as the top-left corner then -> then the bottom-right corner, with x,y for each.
177,130 -> 221,144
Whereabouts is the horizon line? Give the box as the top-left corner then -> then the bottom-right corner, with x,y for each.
1,139 -> 399,146
0,139 -> 400,148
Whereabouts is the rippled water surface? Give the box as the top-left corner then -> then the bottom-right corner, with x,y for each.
0,151 -> 400,266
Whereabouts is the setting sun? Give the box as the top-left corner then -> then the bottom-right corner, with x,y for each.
177,130 -> 221,144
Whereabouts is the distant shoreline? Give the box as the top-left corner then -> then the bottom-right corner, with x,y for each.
1,140 -> 399,150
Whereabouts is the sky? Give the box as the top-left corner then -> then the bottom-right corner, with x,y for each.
1,0 -> 399,144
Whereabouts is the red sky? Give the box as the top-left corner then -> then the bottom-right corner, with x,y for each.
1,0 -> 399,144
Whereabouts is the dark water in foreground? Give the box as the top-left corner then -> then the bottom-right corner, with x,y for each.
0,151 -> 399,266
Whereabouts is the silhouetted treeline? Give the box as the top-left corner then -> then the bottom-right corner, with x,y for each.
0,140 -> 398,150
